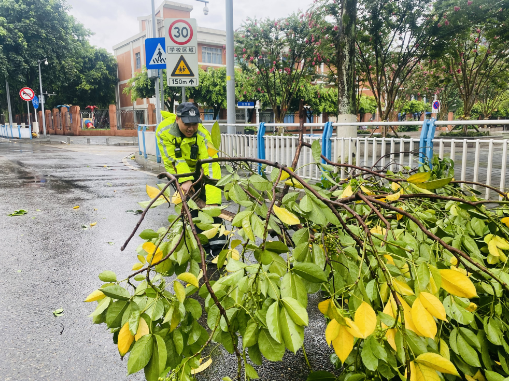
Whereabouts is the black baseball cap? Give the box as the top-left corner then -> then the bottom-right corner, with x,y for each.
176,102 -> 202,124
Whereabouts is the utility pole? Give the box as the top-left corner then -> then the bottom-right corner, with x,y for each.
151,0 -> 162,125
38,59 -> 47,136
5,81 -> 13,128
225,0 -> 235,134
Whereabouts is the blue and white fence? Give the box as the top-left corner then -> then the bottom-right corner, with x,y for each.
0,124 -> 33,139
137,119 -> 509,198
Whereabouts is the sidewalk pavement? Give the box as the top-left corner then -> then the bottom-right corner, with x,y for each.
25,135 -> 138,146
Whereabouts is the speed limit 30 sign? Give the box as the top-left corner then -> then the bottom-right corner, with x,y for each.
164,18 -> 199,87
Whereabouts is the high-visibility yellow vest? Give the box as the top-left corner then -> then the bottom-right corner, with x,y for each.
156,111 -> 222,205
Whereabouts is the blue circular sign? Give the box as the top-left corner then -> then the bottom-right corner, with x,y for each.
432,101 -> 440,110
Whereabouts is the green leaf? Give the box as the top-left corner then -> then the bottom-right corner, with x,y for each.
249,344 -> 263,366
379,312 -> 395,327
173,329 -> 184,355
250,213 -> 265,239
281,297 -> 308,326
280,306 -> 304,353
242,217 -> 255,242
211,121 -> 221,149
292,262 -> 328,283
52,308 -> 64,317
139,229 -> 159,239
416,263 -> 430,291
129,307 -> 141,336
292,229 -> 309,246
184,298 -> 202,320
459,328 -> 481,351
281,273 -> 308,308
486,318 -> 502,345
127,334 -> 154,375
361,337 -> 378,371
258,329 -> 285,362
311,140 -> 322,162
300,195 -> 313,213
243,319 -> 259,348
485,371 -> 506,381
270,169 -> 281,182
245,363 -> 259,379
457,334 -> 481,367
8,209 -> 28,216
250,174 -> 272,191
101,285 -> 130,300
216,174 -> 233,187
265,241 -> 289,253
98,271 -> 117,282
232,210 -> 252,227
292,242 -> 309,262
105,300 -> 128,328
144,335 -> 167,381
418,177 -> 453,190
266,301 -> 282,343
90,297 -> 111,318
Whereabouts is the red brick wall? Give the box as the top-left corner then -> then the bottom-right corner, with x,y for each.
117,51 -> 133,82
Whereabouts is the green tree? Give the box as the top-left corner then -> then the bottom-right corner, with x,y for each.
0,0 -> 116,113
235,14 -> 317,123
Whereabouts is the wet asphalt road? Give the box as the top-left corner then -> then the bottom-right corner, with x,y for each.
0,140 -> 333,381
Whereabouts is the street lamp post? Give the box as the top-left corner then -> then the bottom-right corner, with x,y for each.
225,0 -> 235,133
38,58 -> 48,136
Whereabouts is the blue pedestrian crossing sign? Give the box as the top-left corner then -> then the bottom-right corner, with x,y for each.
32,95 -> 39,109
145,38 -> 166,69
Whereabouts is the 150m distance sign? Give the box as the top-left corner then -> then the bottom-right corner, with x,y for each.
165,18 -> 199,87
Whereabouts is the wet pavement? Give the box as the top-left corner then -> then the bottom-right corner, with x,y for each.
0,140 -> 333,381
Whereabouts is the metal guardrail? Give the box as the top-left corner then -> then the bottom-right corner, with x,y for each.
0,124 -> 33,139
138,119 -> 509,198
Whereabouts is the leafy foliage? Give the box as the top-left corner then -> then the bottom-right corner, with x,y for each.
88,124 -> 509,381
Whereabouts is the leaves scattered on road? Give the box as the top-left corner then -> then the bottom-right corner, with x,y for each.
8,209 -> 27,216
126,210 -> 143,215
90,222 -> 97,227
73,206 -> 80,209
53,308 -> 64,317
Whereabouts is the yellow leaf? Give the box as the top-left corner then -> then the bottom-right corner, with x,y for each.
473,370 -> 487,381
118,322 -> 134,356
207,141 -> 219,157
137,254 -> 146,264
428,276 -> 439,295
341,185 -> 353,198
142,241 -> 156,253
414,362 -> 441,381
73,205 -> 80,209
386,328 -> 397,351
135,317 -> 149,341
273,205 -> 300,225
172,192 -> 182,205
280,167 -> 293,181
384,254 -> 395,265
285,179 -> 304,188
411,298 -> 437,339
488,240 -> 500,257
501,217 -> 509,228
419,292 -> 447,321
450,266 -> 468,276
392,182 -> 401,191
386,191 -> 401,202
318,299 -> 331,316
392,295 -> 419,334
146,184 -> 164,200
440,269 -> 477,298
219,225 -> 226,237
484,234 -> 493,244
344,317 -> 364,339
177,272 -> 199,288
147,248 -> 163,264
325,319 -> 341,345
360,185 -> 374,195
493,235 -> 509,250
354,301 -> 377,338
407,172 -> 431,184
393,279 -> 415,296
202,226 -> 219,239
90,222 -> 97,227
132,262 -> 144,271
370,226 -> 386,235
84,289 -> 105,302
450,257 -> 458,266
191,358 -> 212,375
380,282 -> 390,303
382,298 -> 396,327
174,280 -> 186,303
440,338 -> 450,360
401,263 -> 411,278
467,302 -> 477,312
332,325 -> 354,363
230,249 -> 240,260
415,353 -> 459,376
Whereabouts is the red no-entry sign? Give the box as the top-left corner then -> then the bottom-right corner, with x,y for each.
19,87 -> 35,101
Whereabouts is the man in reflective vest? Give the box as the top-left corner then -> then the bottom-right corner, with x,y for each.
156,102 -> 225,261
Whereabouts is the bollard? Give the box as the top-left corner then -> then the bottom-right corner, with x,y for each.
106,138 -> 110,146
66,137 -> 71,144
87,138 -> 90,144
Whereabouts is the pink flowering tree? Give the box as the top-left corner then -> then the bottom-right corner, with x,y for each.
234,14 -> 318,123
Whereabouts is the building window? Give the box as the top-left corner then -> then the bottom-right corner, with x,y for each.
135,52 -> 141,69
283,114 -> 295,123
203,109 -> 215,121
202,46 -> 222,64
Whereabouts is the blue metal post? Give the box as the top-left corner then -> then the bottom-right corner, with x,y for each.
142,125 -> 148,159
17,125 -> 21,138
426,118 -> 437,167
321,122 -> 332,163
29,124 -> 32,139
418,119 -> 430,166
155,131 -> 161,163
137,125 -> 142,155
257,122 -> 266,174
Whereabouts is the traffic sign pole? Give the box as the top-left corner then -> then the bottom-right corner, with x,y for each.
165,18 -> 199,87
226,0 -> 236,134
151,0 -> 161,125
5,80 -> 13,129
38,61 -> 46,136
